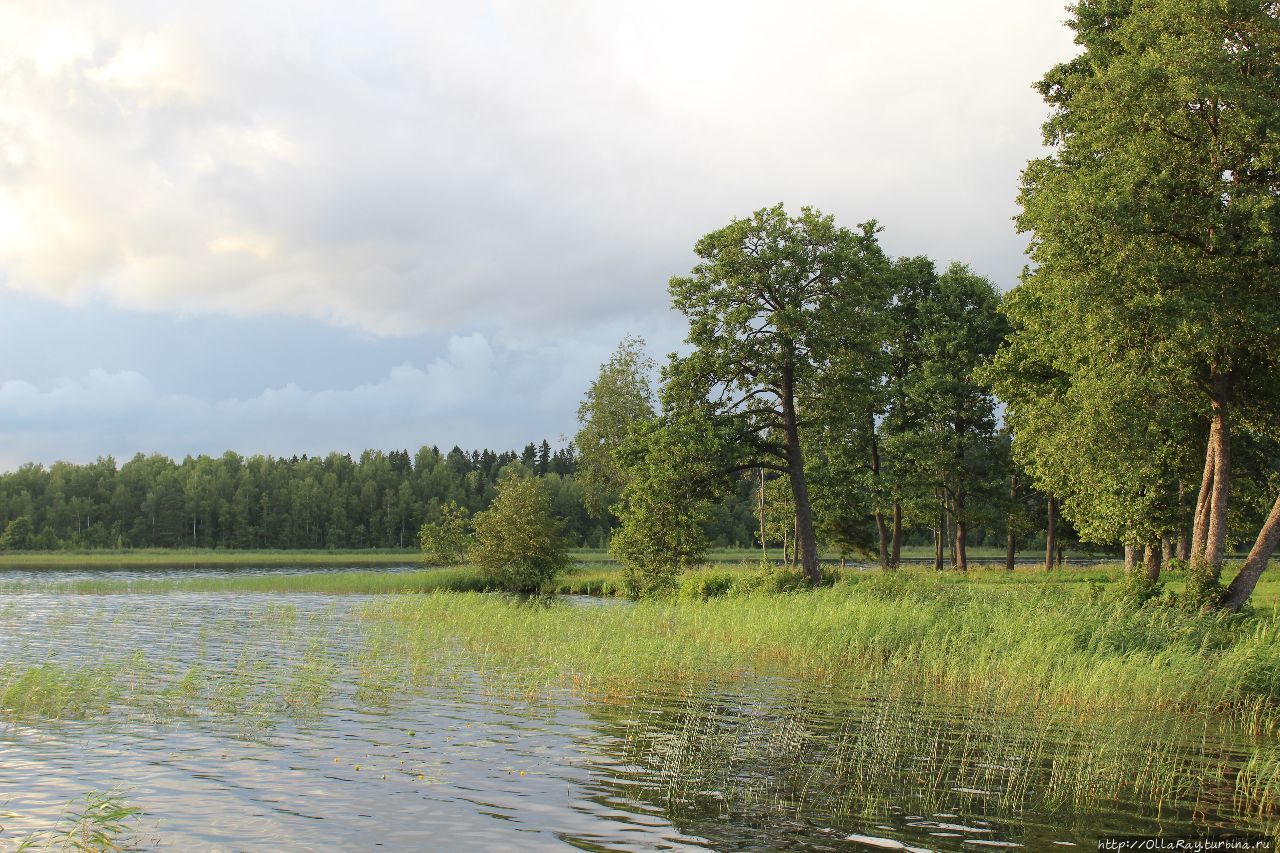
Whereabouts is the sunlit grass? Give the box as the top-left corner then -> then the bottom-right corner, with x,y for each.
366,571 -> 1280,733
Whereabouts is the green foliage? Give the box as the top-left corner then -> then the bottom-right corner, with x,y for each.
574,336 -> 657,520
1,515 -> 34,550
1182,560 -> 1224,610
677,570 -> 737,600
1114,563 -> 1165,606
661,204 -> 891,580
610,419 -> 714,598
987,0 -> 1280,594
417,501 -> 470,565
469,474 -> 570,593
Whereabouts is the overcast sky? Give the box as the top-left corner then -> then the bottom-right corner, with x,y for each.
0,1 -> 1079,471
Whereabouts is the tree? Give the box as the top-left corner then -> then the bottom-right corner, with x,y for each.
0,516 -> 34,550
882,263 -> 1009,571
609,417 -> 717,597
574,336 -> 657,521
469,473 -> 569,593
664,204 -> 888,585
992,0 -> 1280,607
418,501 -> 471,565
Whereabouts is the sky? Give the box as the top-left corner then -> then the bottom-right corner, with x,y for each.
0,1 -> 1080,471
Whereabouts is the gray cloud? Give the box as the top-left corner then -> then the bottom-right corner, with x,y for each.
0,330 -> 646,469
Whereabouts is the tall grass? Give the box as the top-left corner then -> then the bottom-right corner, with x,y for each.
367,572 -> 1280,733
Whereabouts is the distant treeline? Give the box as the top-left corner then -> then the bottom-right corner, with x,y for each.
0,440 -> 1032,554
0,442 -> 752,551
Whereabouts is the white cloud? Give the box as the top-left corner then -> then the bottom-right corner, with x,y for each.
0,0 -> 1079,337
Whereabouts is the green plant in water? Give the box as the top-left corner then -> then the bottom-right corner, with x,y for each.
16,790 -> 143,851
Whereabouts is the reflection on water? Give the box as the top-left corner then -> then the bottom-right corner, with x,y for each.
0,573 -> 1272,850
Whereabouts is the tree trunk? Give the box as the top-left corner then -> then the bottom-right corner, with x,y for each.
890,500 -> 902,569
1193,379 -> 1232,579
1220,493 -> 1280,612
870,417 -> 890,571
780,366 -> 821,585
954,517 -> 968,571
1005,473 -> 1018,571
1144,542 -> 1162,583
934,493 -> 944,572
1044,493 -> 1057,572
1124,545 -> 1138,573
758,469 -> 768,564
1204,406 -> 1232,577
947,494 -> 958,566
1177,483 -> 1191,562
875,511 -> 890,570
1161,536 -> 1174,565
793,514 -> 801,570
1190,434 -> 1217,566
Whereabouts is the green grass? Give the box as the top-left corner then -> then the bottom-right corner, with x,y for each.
367,569 -> 1280,732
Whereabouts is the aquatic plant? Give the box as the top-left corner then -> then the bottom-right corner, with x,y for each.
16,790 -> 144,851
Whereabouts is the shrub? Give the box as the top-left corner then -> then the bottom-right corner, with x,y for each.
418,502 -> 471,566
0,516 -> 34,551
469,476 -> 569,593
678,571 -> 736,600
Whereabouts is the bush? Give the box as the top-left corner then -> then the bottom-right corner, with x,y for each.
469,476 -> 569,593
418,502 -> 471,566
1113,561 -> 1163,605
678,570 -> 737,600
0,516 -> 34,551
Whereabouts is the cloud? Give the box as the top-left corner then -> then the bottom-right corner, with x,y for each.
0,1 -> 1079,337
0,332 -> 613,468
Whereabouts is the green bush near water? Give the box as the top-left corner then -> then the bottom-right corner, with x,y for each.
470,475 -> 570,593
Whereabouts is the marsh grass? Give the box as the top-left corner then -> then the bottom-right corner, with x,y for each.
602,686 -> 1230,835
366,574 -> 1280,731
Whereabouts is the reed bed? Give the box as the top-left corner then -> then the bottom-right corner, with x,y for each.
367,572 -> 1280,734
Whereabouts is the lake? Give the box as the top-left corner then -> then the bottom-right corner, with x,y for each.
0,568 -> 1269,850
